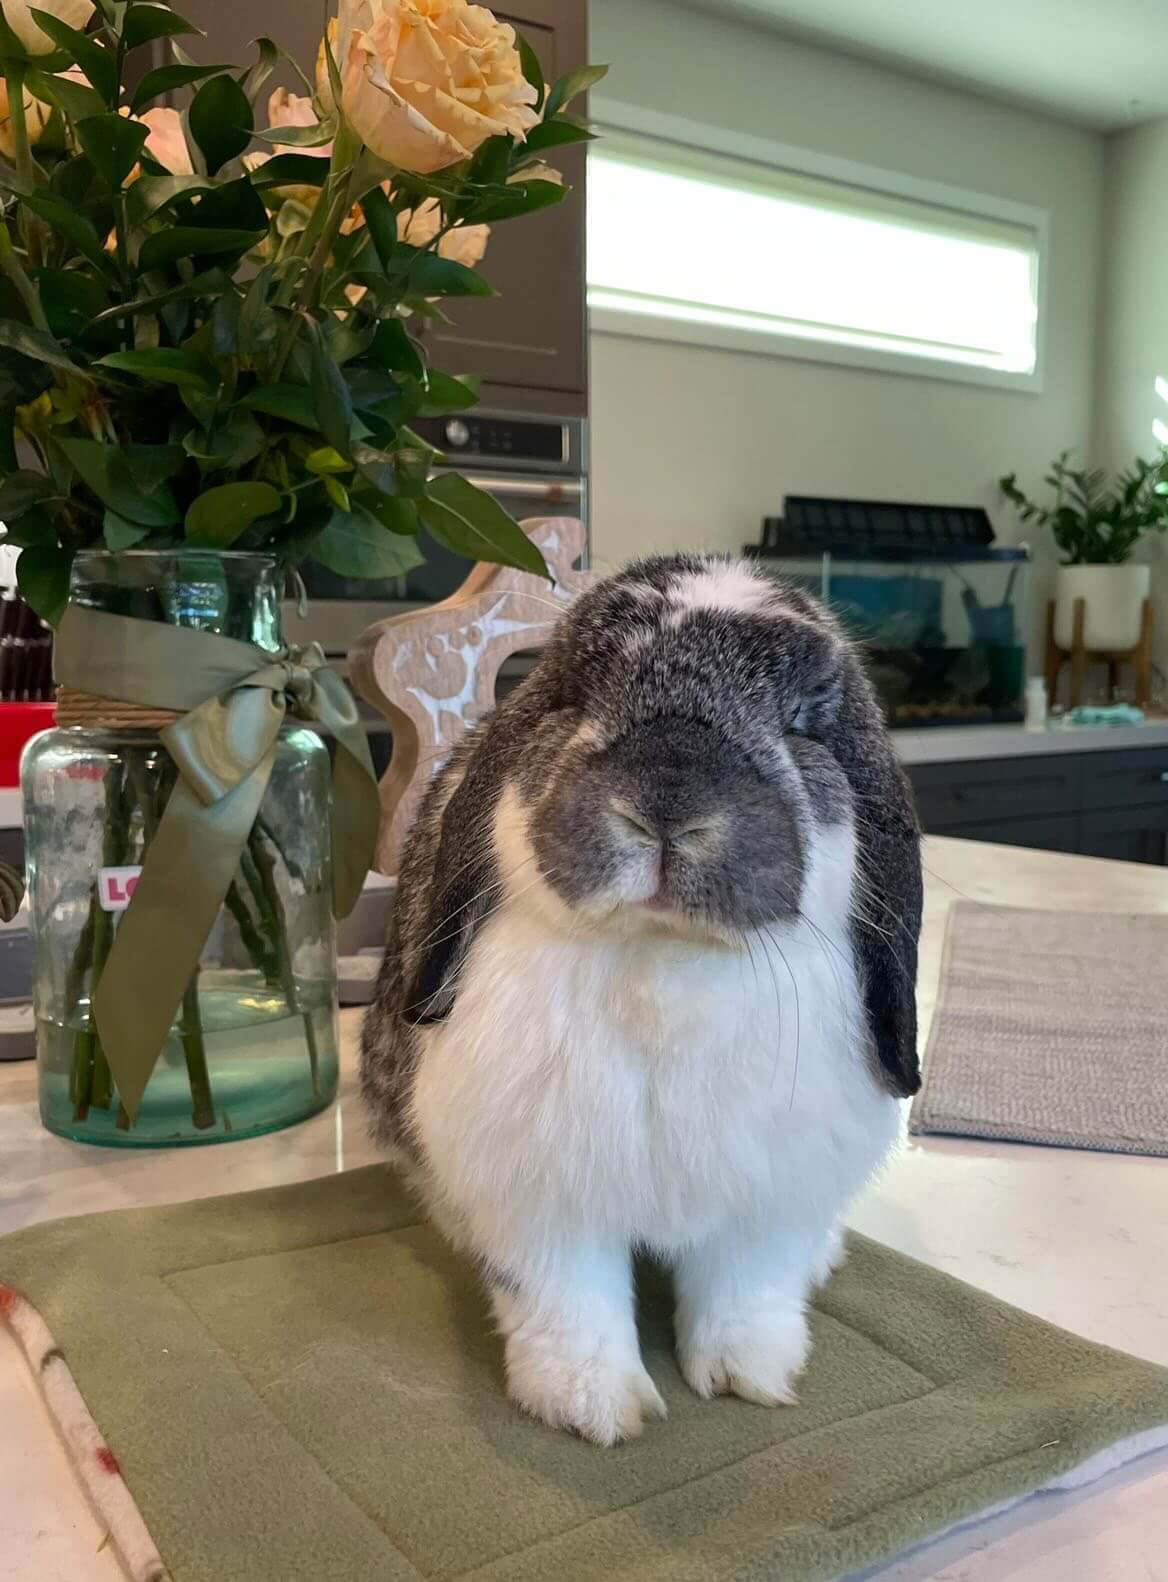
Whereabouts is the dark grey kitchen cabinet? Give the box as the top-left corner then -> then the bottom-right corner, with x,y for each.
937,812 -> 1080,854
173,0 -> 589,415
909,757 -> 1078,831
906,743 -> 1168,865
1079,807 -> 1168,866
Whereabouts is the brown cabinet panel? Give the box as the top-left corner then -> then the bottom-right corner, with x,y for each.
424,1 -> 588,407
172,0 -> 322,83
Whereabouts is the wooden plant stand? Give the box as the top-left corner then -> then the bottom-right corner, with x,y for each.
1044,596 -> 1153,710
348,516 -> 593,878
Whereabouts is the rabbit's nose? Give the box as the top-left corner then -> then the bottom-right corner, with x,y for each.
609,802 -> 660,849
608,799 -> 726,855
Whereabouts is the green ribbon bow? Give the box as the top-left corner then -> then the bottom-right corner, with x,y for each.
53,605 -> 380,1123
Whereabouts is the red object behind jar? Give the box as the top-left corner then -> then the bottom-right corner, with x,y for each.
0,703 -> 57,788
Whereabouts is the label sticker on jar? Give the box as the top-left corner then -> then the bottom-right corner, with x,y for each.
98,866 -> 143,912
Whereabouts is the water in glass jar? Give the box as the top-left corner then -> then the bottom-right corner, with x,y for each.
37,973 -> 338,1147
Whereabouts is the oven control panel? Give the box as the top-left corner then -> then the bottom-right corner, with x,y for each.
414,414 -> 569,467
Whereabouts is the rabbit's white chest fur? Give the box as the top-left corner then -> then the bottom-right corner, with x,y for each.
410,820 -> 899,1259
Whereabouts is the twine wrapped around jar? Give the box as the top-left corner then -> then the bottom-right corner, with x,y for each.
54,692 -> 183,731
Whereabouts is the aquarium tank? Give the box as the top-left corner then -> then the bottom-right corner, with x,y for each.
747,498 -> 1030,727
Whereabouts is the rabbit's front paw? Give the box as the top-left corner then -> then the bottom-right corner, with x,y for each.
679,1310 -> 809,1406
506,1331 -> 667,1447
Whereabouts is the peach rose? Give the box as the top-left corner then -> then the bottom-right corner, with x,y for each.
139,107 -> 193,176
3,0 -> 94,56
398,197 -> 488,269
267,88 -> 333,159
0,78 -> 51,159
325,0 -> 539,175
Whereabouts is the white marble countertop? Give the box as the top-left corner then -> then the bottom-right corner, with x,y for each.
2,837 -> 1168,1582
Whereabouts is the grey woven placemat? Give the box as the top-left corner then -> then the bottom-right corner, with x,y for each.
910,901 -> 1168,1155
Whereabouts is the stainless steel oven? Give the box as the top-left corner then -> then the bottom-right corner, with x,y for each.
283,411 -> 587,775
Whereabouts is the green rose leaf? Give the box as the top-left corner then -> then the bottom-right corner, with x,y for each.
128,172 -> 217,221
306,321 -> 354,457
25,68 -> 107,123
38,269 -> 111,343
138,226 -> 266,273
56,437 -> 180,527
0,319 -> 81,376
123,4 -> 203,50
313,507 -> 425,578
0,471 -> 53,518
103,510 -> 150,551
522,118 -> 596,153
19,190 -> 107,269
370,318 -> 424,381
76,113 -> 149,190
515,30 -> 545,112
185,481 -> 282,547
131,62 -> 230,112
28,8 -> 118,101
359,182 -> 399,271
359,493 -> 418,536
97,348 -> 219,391
465,134 -> 513,189
306,447 -> 352,476
16,544 -> 73,627
470,178 -> 567,225
419,474 -> 549,578
122,443 -> 186,496
419,371 -> 479,416
406,252 -> 494,298
544,63 -> 608,119
237,383 -> 318,428
0,345 -> 53,407
249,152 -> 330,189
189,73 -> 254,175
182,411 -> 264,471
252,122 -> 333,149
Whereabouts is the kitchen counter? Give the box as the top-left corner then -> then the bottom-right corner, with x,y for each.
894,717 -> 1168,765
2,837 -> 1168,1582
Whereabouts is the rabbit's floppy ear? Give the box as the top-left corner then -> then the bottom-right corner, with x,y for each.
831,675 -> 923,1097
398,663 -> 568,1026
851,827 -> 922,1097
400,766 -> 501,1025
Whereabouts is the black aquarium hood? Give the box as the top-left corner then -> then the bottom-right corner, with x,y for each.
748,496 -> 1030,562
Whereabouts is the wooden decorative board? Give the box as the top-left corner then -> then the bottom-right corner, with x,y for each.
348,516 -> 592,877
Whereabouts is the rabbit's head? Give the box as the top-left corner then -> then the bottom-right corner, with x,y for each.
514,557 -> 856,937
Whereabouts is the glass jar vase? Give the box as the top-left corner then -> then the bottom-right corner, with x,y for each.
22,551 -> 339,1146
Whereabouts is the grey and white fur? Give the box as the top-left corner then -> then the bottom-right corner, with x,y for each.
362,554 -> 921,1445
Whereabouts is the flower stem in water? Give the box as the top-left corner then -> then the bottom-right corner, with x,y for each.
248,827 -> 320,1098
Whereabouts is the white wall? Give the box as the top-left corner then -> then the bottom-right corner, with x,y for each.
587,0 -> 1106,652
1094,118 -> 1168,673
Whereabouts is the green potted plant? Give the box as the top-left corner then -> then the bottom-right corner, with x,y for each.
0,0 -> 604,1145
1000,451 -> 1168,652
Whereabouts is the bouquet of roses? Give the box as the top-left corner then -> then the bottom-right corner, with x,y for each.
0,0 -> 604,619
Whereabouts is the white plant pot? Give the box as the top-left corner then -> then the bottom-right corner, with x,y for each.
1054,563 -> 1150,652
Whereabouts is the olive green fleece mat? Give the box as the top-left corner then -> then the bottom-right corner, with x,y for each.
4,1167 -> 1168,1582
